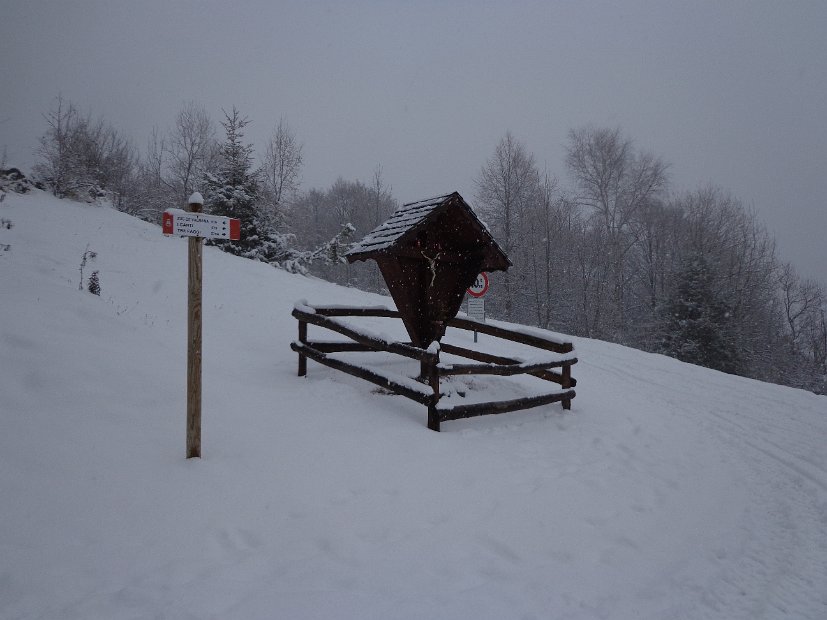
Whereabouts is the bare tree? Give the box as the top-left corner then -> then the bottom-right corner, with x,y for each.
127,127 -> 170,220
370,164 -> 394,227
807,303 -> 827,392
34,95 -> 78,197
290,176 -> 395,290
368,164 -> 395,291
523,173 -> 578,330
34,95 -> 136,203
164,101 -> 217,202
475,132 -> 541,320
779,262 -> 823,355
572,221 -> 610,338
261,117 -> 303,225
565,126 -> 668,338
627,200 -> 683,346
93,120 -> 137,208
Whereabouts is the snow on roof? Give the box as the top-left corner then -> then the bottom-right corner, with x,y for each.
346,193 -> 454,257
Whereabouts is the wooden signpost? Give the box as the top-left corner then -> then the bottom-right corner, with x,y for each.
163,195 -> 240,458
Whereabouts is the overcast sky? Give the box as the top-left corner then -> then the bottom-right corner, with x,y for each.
2,1 -> 825,282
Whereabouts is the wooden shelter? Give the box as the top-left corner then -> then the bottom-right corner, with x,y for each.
346,192 -> 510,347
291,191 -> 577,431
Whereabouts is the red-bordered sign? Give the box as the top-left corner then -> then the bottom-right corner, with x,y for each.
162,209 -> 240,240
467,272 -> 489,298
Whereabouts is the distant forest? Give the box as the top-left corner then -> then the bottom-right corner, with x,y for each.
15,95 -> 826,394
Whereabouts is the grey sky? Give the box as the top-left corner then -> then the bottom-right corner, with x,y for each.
2,1 -> 825,282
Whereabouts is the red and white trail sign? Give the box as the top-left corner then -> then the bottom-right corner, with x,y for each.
467,272 -> 489,298
163,208 -> 240,240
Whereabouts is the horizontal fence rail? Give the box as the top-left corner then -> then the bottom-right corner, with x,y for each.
292,303 -> 577,431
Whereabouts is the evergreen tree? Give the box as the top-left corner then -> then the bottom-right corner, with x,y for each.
87,271 -> 101,296
662,254 -> 738,373
205,107 -> 280,261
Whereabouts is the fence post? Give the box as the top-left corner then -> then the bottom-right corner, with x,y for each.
427,346 -> 440,431
298,319 -> 307,377
561,363 -> 572,410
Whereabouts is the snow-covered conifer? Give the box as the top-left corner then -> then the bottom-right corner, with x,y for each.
662,254 -> 738,373
205,107 -> 277,262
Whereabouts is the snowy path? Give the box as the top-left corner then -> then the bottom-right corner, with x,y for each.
1,192 -> 826,619
572,339 -> 827,618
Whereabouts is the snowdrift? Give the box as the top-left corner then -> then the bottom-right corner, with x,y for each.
1,190 -> 826,619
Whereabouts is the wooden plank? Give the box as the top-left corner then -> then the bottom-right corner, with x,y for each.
438,358 -> 577,377
447,317 -> 573,354
439,389 -> 576,422
311,306 -> 400,318
290,342 -> 434,406
439,343 -> 577,387
292,308 -> 430,362
440,343 -> 517,365
303,341 -> 374,353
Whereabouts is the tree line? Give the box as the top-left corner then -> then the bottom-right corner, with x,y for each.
30,97 -> 826,394
475,129 -> 825,394
32,96 -> 391,279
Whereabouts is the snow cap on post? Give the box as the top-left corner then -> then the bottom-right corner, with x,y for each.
188,192 -> 204,206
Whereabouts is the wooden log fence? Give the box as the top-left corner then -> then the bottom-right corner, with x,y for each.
292,303 -> 577,431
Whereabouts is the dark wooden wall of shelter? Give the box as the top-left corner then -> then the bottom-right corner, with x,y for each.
377,209 -> 489,347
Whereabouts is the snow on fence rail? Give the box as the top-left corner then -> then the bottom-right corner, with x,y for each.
291,303 -> 577,431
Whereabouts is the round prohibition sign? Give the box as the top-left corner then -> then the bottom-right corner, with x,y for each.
467,272 -> 489,298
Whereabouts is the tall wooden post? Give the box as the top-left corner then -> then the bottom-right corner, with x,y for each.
186,193 -> 204,458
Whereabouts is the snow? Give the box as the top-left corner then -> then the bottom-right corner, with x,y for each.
2,190 -> 827,619
311,303 -> 394,312
293,299 -> 316,314
456,310 -> 574,347
346,194 -> 449,256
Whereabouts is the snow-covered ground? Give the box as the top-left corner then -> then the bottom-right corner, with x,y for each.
1,190 -> 826,619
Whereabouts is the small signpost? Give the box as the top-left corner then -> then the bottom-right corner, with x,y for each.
467,272 -> 488,342
163,196 -> 240,459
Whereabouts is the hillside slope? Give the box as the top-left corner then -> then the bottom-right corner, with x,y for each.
1,191 -> 826,619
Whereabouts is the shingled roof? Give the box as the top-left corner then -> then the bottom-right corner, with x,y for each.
344,191 -> 510,346
346,191 -> 509,270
